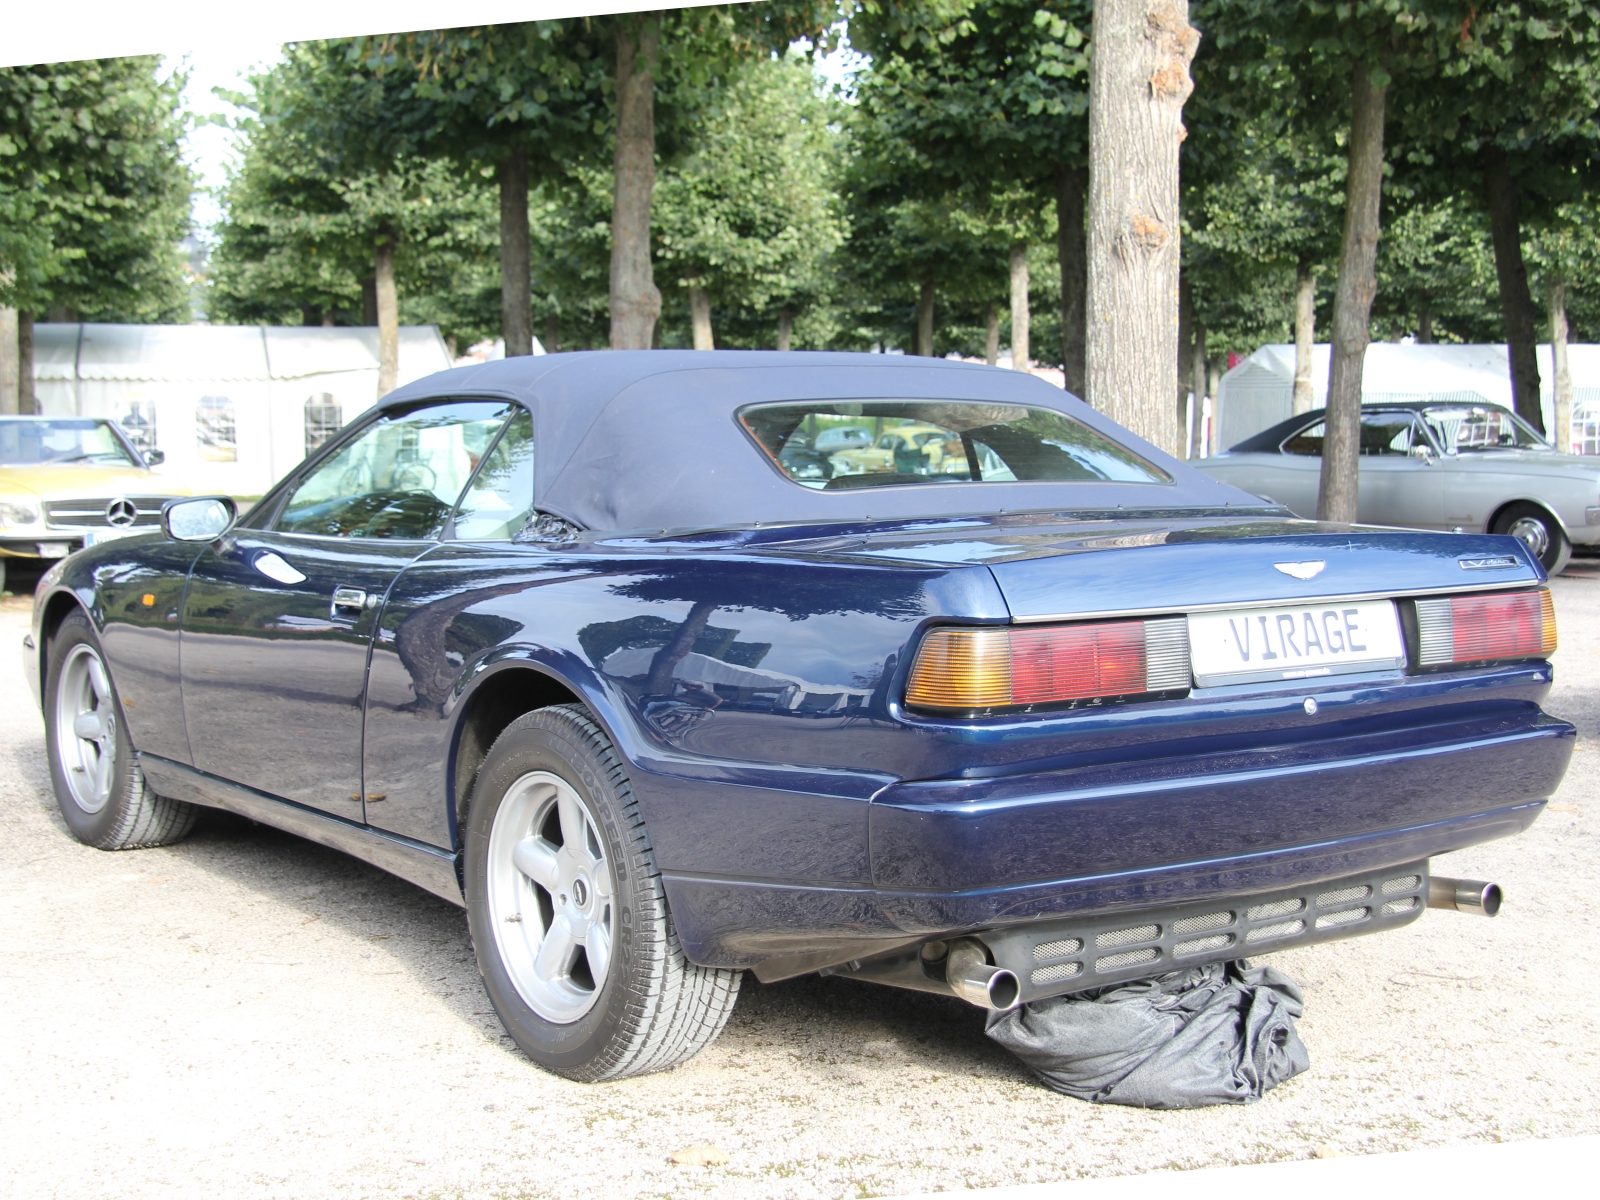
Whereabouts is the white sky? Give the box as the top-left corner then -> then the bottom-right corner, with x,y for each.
163,38 -> 288,234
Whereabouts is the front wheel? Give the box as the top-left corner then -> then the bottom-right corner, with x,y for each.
1493,503 -> 1571,575
464,704 -> 741,1081
44,609 -> 197,849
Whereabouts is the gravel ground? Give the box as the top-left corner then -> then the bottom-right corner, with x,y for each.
2,567 -> 1598,1200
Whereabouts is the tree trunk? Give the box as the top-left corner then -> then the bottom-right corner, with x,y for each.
1177,273 -> 1194,436
777,307 -> 793,351
1008,242 -> 1030,372
985,302 -> 999,366
18,311 -> 36,415
610,16 -> 662,350
689,280 -> 714,350
0,306 -> 18,414
499,146 -> 534,358
645,598 -> 717,697
545,313 -> 559,353
1484,146 -> 1543,433
1056,163 -> 1088,396
1190,324 -> 1207,460
375,235 -> 399,398
1417,295 -> 1433,343
1316,63 -> 1386,525
916,279 -> 935,356
321,311 -> 336,328
362,278 -> 378,326
1293,259 -> 1316,413
1086,0 -> 1199,452
1550,278 -> 1572,453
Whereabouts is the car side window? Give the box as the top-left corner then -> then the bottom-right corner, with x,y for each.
452,409 -> 536,540
1282,422 -> 1324,456
276,401 -> 512,539
1359,412 -> 1421,455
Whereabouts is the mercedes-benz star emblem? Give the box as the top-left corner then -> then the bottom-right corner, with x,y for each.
105,497 -> 139,528
1273,560 -> 1326,580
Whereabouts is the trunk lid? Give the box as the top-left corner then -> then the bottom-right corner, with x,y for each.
790,514 -> 1543,618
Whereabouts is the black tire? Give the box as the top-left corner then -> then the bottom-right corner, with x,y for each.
44,609 -> 198,849
1493,502 -> 1571,575
464,704 -> 741,1081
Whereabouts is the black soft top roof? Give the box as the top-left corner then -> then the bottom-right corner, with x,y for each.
380,350 -> 1257,532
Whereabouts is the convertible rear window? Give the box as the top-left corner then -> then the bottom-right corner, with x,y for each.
740,401 -> 1170,491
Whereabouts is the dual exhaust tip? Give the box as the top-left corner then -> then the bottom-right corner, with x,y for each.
936,875 -> 1501,1013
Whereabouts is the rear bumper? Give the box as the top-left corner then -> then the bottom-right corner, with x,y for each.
663,709 -> 1571,968
868,712 -> 1572,925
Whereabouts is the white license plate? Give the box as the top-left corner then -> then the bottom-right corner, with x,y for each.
82,527 -> 153,546
1188,600 -> 1405,687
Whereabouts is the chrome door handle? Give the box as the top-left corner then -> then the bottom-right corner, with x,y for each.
330,586 -> 368,619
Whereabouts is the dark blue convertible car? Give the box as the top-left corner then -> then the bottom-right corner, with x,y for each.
26,352 -> 1570,1080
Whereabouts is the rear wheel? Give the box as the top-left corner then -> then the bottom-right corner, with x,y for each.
45,609 -> 197,849
1493,503 -> 1571,575
464,704 -> 741,1081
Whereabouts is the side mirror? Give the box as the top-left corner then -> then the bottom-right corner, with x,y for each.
143,448 -> 166,467
1410,444 -> 1435,463
162,496 -> 237,542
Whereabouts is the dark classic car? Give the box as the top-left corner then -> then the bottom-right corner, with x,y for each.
25,352 -> 1570,1081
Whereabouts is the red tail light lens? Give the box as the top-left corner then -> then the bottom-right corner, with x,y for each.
906,618 -> 1190,712
1414,589 -> 1556,665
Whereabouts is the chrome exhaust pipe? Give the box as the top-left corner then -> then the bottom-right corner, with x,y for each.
945,938 -> 1021,1011
1428,877 -> 1503,917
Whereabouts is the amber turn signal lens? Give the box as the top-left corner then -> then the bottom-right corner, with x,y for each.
1415,588 -> 1556,666
905,618 -> 1190,712
905,628 -> 1013,710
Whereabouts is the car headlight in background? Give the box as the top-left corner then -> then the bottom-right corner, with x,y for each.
0,500 -> 41,528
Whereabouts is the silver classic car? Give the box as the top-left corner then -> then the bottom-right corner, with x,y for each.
1197,402 -> 1600,572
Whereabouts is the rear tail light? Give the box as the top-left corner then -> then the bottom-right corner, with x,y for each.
905,618 -> 1190,712
1414,588 -> 1556,665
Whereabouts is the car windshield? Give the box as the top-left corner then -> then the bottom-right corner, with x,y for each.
0,419 -> 138,467
1421,406 -> 1550,453
741,401 -> 1170,491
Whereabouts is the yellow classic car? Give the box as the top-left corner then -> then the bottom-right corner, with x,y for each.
0,416 -> 188,592
827,422 -> 970,477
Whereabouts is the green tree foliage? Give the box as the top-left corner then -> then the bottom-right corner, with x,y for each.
847,0 -> 1091,375
1372,198 -> 1500,342
848,0 -> 1091,188
208,51 -> 502,347
0,57 -> 192,321
653,53 -> 848,347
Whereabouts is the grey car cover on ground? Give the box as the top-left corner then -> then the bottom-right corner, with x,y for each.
986,961 -> 1309,1107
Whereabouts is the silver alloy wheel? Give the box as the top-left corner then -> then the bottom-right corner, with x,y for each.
1507,515 -> 1551,559
486,770 -> 616,1024
54,643 -> 118,814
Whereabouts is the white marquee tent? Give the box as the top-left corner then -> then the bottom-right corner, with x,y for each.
31,323 -> 454,496
1213,342 -> 1600,455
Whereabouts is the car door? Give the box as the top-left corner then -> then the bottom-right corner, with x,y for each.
361,408 -> 539,847
1354,411 -> 1445,529
1237,421 -> 1324,516
180,399 -> 514,820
